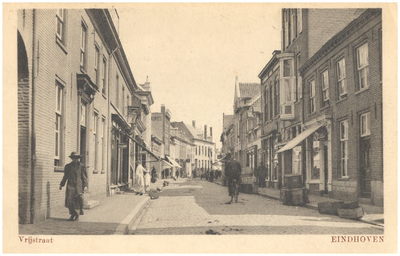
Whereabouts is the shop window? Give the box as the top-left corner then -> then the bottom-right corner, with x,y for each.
311,141 -> 320,180
356,43 -> 369,91
321,70 -> 329,107
309,79 -> 316,113
360,112 -> 371,137
340,120 -> 349,177
280,58 -> 295,120
292,146 -> 302,175
337,58 -> 347,99
55,81 -> 64,167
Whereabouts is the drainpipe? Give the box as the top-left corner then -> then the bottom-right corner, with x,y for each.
30,9 -> 37,224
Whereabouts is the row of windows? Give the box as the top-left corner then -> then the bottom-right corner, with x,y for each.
284,8 -> 303,49
307,43 -> 369,114
56,9 -> 108,95
55,81 -> 107,172
196,145 -> 213,157
195,159 -> 212,169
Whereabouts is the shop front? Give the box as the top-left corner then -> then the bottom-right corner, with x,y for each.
275,121 -> 330,194
110,116 -> 130,193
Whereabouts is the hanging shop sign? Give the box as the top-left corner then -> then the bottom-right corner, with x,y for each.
313,127 -> 328,141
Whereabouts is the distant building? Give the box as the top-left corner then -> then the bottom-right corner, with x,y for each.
171,121 -> 216,178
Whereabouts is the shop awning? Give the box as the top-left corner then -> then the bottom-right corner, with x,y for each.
165,156 -> 182,168
128,135 -> 160,161
276,123 -> 325,154
162,160 -> 173,168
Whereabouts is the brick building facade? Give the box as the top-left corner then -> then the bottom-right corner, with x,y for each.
299,9 -> 382,205
17,9 -> 154,224
256,8 -> 382,206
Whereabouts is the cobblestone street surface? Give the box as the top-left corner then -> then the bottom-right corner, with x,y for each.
132,179 -> 383,235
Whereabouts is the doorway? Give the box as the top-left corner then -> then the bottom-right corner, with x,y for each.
323,145 -> 328,194
359,138 -> 371,198
80,126 -> 86,166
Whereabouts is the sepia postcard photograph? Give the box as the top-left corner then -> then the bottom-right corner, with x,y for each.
3,1 -> 398,254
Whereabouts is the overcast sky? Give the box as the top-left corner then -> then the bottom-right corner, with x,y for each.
117,3 -> 282,149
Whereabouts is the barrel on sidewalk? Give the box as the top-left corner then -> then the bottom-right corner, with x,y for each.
280,174 -> 309,206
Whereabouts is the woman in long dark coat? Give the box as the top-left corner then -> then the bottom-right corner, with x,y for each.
59,152 -> 88,221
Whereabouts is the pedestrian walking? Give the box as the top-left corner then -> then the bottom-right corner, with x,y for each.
224,153 -> 242,204
209,169 -> 214,182
135,162 -> 145,195
257,162 -> 267,188
151,166 -> 157,183
176,170 -> 179,179
59,152 -> 88,221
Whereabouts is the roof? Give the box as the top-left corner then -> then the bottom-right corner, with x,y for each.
223,115 -> 233,130
238,83 -> 260,99
186,124 -> 204,139
247,95 -> 260,107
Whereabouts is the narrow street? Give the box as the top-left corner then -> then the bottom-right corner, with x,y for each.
130,179 -> 383,235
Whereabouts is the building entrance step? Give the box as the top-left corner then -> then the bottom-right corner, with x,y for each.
83,200 -> 100,209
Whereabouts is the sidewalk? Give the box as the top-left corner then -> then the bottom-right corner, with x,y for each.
214,179 -> 384,228
19,190 -> 150,235
18,178 -> 189,235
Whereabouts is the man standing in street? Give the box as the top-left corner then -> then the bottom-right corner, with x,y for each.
59,152 -> 88,221
224,153 -> 242,204
257,162 -> 267,188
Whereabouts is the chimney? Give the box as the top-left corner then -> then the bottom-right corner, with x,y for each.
192,120 -> 196,128
210,127 -> 213,137
161,104 -> 165,113
204,125 -> 207,140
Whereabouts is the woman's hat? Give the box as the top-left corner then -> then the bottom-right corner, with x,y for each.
69,151 -> 82,158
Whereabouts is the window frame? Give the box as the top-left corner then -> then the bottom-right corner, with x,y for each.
356,43 -> 369,91
297,9 -> 302,34
339,120 -> 349,177
93,111 -> 99,173
101,116 -> 106,173
56,9 -> 65,41
360,112 -> 371,137
80,21 -> 88,70
102,56 -> 107,95
94,44 -> 100,85
309,79 -> 316,114
321,69 -> 330,107
54,81 -> 64,167
336,58 -> 347,99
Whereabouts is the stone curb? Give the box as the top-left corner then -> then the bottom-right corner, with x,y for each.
113,197 -> 150,235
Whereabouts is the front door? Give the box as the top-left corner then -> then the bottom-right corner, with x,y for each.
80,126 -> 86,166
323,145 -> 328,194
359,138 -> 371,198
80,101 -> 87,166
